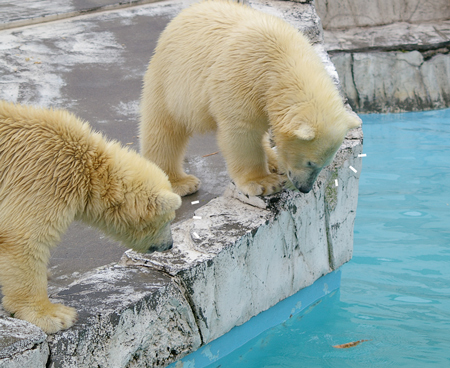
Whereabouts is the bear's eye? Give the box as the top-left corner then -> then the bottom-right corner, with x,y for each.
307,161 -> 314,167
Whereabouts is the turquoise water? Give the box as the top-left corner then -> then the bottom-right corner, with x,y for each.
205,108 -> 450,367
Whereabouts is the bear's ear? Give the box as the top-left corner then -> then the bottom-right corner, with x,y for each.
154,191 -> 182,214
293,123 -> 316,141
346,110 -> 362,130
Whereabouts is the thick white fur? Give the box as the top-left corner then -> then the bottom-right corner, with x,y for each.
0,101 -> 181,333
140,0 -> 361,196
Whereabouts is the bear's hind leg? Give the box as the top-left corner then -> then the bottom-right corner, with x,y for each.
218,127 -> 286,196
140,117 -> 200,196
0,236 -> 77,333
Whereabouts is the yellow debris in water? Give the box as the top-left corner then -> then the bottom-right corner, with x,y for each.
333,339 -> 370,349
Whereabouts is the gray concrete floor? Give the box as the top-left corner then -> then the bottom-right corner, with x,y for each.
0,0 -> 229,286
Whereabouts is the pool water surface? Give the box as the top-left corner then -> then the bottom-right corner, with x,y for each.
205,108 -> 450,367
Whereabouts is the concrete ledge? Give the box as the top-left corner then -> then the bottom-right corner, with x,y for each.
0,123 -> 362,367
0,318 -> 48,368
47,266 -> 201,367
324,21 -> 450,54
315,0 -> 450,29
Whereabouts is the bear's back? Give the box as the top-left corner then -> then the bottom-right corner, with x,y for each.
146,1 -> 320,128
154,1 -> 307,65
0,100 -> 94,165
0,101 -> 98,205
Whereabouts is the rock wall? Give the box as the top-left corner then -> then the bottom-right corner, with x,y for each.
316,0 -> 450,113
332,50 -> 450,113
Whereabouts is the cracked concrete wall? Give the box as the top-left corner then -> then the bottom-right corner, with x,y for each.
315,0 -> 450,30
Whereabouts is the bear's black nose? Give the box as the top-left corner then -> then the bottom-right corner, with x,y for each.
145,239 -> 173,254
165,239 -> 174,251
299,186 -> 312,194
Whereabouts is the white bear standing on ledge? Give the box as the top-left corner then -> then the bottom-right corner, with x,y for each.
0,101 -> 181,333
140,0 -> 361,197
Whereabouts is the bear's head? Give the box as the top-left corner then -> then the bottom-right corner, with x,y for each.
84,145 -> 181,253
274,104 -> 361,193
118,186 -> 182,254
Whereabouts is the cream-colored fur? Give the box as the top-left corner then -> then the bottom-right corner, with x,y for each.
0,101 -> 181,333
140,0 -> 361,196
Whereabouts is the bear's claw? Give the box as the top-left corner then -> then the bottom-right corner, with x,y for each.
236,173 -> 286,196
171,174 -> 201,197
4,298 -> 78,334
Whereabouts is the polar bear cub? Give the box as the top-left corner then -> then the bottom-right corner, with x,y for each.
0,101 -> 181,333
140,0 -> 361,197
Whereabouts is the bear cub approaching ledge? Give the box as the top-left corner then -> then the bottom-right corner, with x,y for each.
0,101 -> 181,333
140,0 -> 361,197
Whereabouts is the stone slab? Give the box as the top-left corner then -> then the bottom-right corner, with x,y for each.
324,20 -> 450,53
316,0 -> 450,113
47,265 -> 201,368
421,53 -> 450,106
0,317 -> 48,368
325,130 -> 363,268
117,0 -> 363,347
315,0 -> 450,30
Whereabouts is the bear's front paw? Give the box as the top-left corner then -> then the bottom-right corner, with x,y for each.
171,174 -> 201,196
236,173 -> 286,196
11,301 -> 77,334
